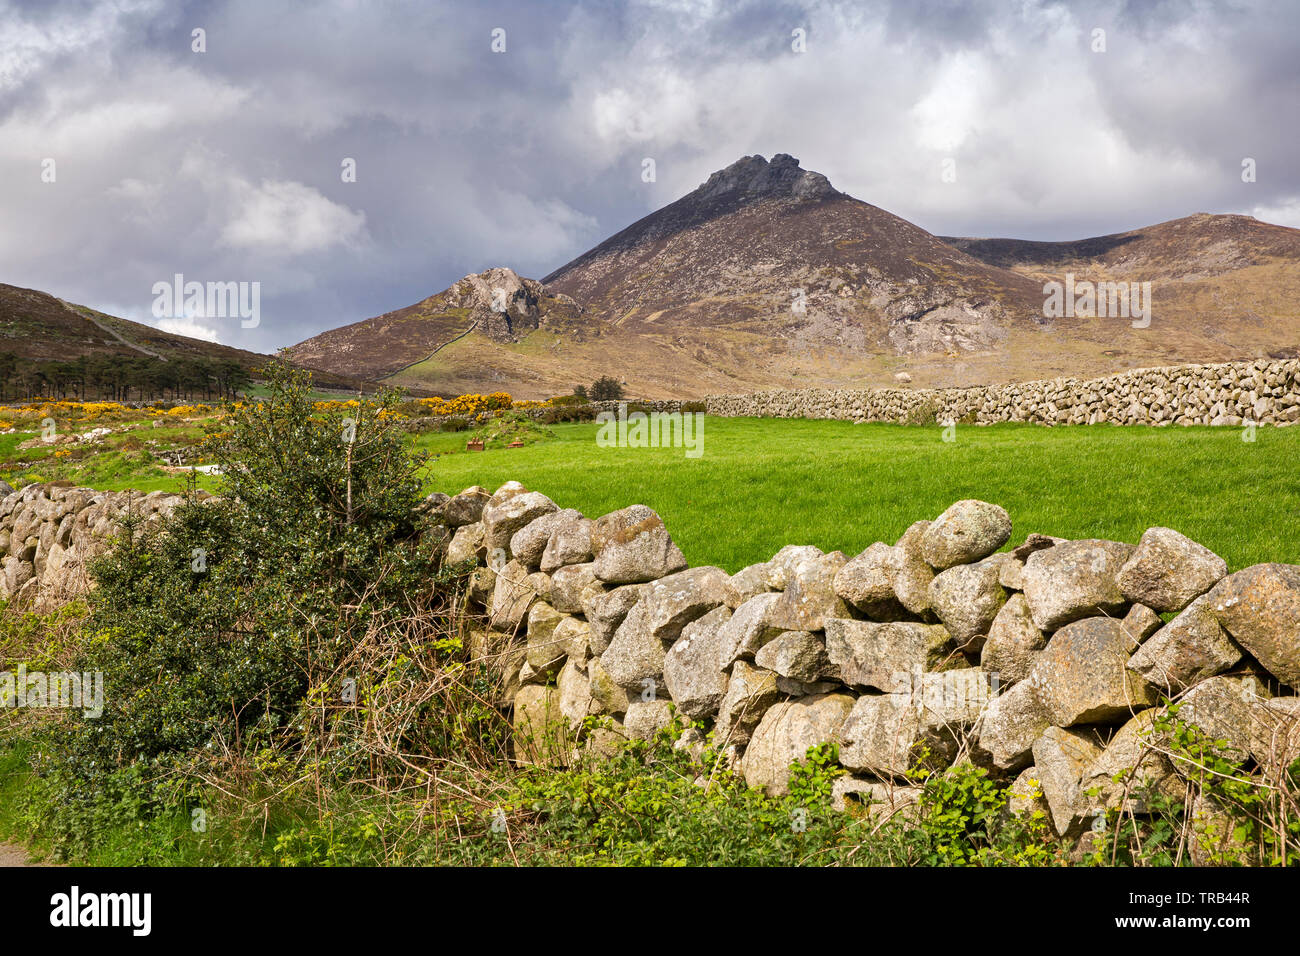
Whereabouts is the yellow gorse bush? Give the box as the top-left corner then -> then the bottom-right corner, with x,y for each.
414,391 -> 514,417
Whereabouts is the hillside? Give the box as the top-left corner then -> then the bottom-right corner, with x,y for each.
943,214 -> 1300,367
288,155 -> 1300,398
0,282 -> 369,393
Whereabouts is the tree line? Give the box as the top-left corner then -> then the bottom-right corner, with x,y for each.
0,352 -> 253,402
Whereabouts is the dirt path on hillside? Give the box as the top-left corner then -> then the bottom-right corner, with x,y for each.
57,298 -> 168,361
0,842 -> 32,867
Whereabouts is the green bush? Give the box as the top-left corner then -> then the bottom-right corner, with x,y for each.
41,361 -> 463,806
589,376 -> 624,401
538,404 -> 595,424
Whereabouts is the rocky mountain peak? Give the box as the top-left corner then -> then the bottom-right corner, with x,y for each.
694,153 -> 838,203
445,267 -> 546,342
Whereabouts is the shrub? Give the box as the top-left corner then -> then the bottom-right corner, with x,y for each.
538,405 -> 595,424
41,360 -> 469,808
589,376 -> 624,401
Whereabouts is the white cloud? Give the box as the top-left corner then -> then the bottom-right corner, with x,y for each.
157,317 -> 221,343
219,179 -> 368,255
1251,198 -> 1300,229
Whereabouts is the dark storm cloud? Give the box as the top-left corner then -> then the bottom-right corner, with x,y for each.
0,0 -> 1295,352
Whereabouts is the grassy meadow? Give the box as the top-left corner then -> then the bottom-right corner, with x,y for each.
416,417 -> 1300,573
3,398 -> 1297,573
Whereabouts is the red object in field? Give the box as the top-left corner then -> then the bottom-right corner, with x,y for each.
466,439 -> 485,451
507,440 -> 524,448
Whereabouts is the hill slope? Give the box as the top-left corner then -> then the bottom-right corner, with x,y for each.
0,282 -> 367,392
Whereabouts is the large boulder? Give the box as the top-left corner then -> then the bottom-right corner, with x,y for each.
639,566 -> 730,639
623,699 -> 675,740
980,593 -> 1046,686
919,500 -> 1012,570
553,615 -> 592,663
1116,527 -> 1227,614
447,521 -> 486,565
1020,539 -> 1135,632
1078,709 -> 1181,815
512,685 -> 569,767
1175,675 -> 1270,762
766,545 -> 824,590
723,563 -> 773,608
889,521 -> 936,616
716,591 -> 784,664
1126,595 -> 1242,694
548,562 -> 600,614
662,606 -> 733,718
524,602 -> 567,678
557,660 -> 596,729
489,559 -> 543,632
510,509 -> 584,570
1026,617 -> 1155,726
1000,533 -> 1065,589
1121,603 -> 1164,642
600,601 -> 667,691
753,630 -> 832,683
1031,726 -> 1107,836
768,550 -> 850,631
837,674 -> 984,777
590,505 -> 687,584
581,582 -> 646,655
540,513 -> 595,573
973,679 -> 1053,771
714,660 -> 781,748
927,556 -> 1007,649
482,490 -> 558,553
824,619 -> 954,693
742,693 -> 856,796
905,668 -> 993,723
1204,564 -> 1300,685
587,657 -> 632,715
834,543 -> 903,617
599,567 -> 728,690
443,485 -> 489,527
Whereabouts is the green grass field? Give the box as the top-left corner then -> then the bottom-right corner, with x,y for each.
5,412 -> 1295,574
416,417 -> 1300,573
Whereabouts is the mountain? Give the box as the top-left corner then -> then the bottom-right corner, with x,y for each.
942,213 -> 1300,368
285,267 -> 584,388
288,155 -> 1300,397
0,282 -> 366,394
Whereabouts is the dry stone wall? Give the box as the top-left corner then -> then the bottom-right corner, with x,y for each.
0,482 -> 187,609
706,359 -> 1300,427
436,482 -> 1300,845
10,473 -> 1299,852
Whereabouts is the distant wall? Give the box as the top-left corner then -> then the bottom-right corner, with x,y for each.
706,359 -> 1300,427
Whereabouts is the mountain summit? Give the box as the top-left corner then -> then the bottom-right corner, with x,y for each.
540,152 -> 1040,357
693,153 -> 839,203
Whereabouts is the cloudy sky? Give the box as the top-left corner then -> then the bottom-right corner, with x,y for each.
2,0 -> 1296,353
